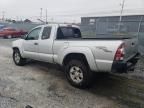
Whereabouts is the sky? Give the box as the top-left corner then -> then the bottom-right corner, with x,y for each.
0,0 -> 144,23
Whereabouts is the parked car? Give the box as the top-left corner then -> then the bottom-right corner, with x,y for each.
0,25 -> 5,28
12,24 -> 139,88
0,27 -> 27,38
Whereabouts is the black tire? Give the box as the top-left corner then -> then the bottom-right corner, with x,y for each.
13,49 -> 27,66
65,60 -> 93,89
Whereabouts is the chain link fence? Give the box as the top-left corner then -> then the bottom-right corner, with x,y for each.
80,15 -> 144,55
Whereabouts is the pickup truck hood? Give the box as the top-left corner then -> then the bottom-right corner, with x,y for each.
12,39 -> 23,48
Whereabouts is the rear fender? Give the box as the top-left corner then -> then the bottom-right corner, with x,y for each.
57,47 -> 98,71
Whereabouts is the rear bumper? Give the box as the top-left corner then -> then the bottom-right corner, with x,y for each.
112,53 -> 139,73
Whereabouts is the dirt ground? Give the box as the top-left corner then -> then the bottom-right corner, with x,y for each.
0,38 -> 144,108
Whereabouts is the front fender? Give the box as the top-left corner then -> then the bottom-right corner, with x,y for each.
12,39 -> 24,57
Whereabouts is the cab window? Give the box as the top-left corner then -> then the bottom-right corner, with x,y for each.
57,27 -> 81,39
26,27 -> 41,40
41,27 -> 52,39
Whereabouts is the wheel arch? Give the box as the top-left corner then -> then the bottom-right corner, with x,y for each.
61,48 -> 98,71
63,53 -> 89,67
12,47 -> 24,57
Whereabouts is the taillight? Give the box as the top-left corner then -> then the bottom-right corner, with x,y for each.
114,43 -> 125,61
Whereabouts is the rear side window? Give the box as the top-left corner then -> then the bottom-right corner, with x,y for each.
57,27 -> 81,39
42,27 -> 52,39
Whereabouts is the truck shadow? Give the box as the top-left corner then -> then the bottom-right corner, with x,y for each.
89,73 -> 144,108
27,60 -> 144,108
26,60 -> 65,78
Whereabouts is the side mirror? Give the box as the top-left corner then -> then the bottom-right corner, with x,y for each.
21,35 -> 27,39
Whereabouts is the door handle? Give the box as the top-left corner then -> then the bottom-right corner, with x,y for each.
34,43 -> 38,45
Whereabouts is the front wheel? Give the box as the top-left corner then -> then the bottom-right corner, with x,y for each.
13,49 -> 27,66
65,60 -> 93,89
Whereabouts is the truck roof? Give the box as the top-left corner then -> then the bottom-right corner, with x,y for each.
36,23 -> 80,29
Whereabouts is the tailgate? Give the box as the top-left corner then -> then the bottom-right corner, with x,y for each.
124,37 -> 138,61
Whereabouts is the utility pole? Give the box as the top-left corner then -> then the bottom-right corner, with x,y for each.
120,0 -> 125,22
46,9 -> 48,24
40,8 -> 43,20
51,17 -> 53,23
2,11 -> 5,21
118,0 -> 125,32
16,16 -> 19,22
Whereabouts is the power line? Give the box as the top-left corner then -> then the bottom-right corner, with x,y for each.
41,8 -> 144,16
3,8 -> 144,22
41,8 -> 144,17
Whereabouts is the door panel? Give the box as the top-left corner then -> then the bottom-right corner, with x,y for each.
23,40 -> 39,59
23,27 -> 42,60
38,26 -> 54,63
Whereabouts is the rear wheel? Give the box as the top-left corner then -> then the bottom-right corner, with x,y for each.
13,49 -> 27,66
65,60 -> 93,89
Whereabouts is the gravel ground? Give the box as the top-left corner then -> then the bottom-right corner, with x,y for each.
0,39 -> 144,108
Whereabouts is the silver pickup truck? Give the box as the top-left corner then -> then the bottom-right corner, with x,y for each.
12,24 -> 139,88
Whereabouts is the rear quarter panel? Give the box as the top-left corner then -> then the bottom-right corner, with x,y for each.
92,41 -> 123,72
69,40 -> 123,72
54,40 -> 123,72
